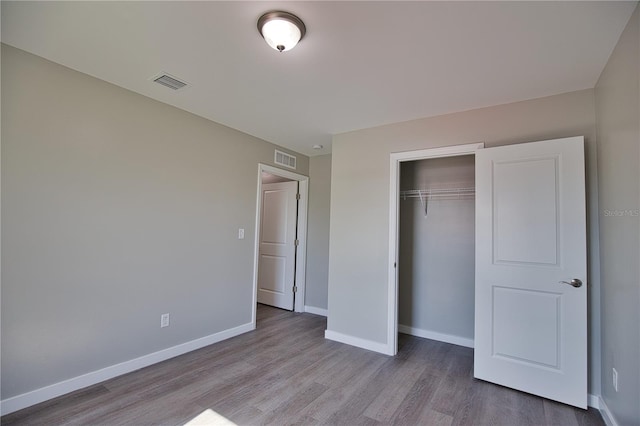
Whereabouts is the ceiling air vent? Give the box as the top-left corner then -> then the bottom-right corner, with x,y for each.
152,73 -> 187,90
274,150 -> 297,169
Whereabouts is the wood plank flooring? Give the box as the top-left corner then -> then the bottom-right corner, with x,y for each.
2,305 -> 604,426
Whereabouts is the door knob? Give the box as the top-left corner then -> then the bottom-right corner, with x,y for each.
559,278 -> 583,288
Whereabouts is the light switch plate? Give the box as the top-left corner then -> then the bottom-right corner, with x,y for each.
161,313 -> 170,328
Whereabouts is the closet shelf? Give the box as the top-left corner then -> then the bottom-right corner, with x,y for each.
400,187 -> 474,217
399,187 -> 475,200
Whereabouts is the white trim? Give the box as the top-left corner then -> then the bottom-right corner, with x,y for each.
388,143 -> 484,356
252,163 -> 309,327
587,394 -> 600,409
0,322 -> 254,416
388,153 -> 400,357
295,179 -> 309,314
390,144 -> 485,162
598,396 -> 619,426
304,305 -> 328,317
398,324 -> 474,348
325,330 -> 393,355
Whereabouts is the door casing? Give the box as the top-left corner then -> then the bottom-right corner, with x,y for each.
252,163 -> 309,325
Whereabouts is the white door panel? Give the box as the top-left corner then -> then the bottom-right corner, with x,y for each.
257,181 -> 298,310
475,136 -> 587,408
493,157 -> 559,265
258,254 -> 287,293
262,190 -> 290,244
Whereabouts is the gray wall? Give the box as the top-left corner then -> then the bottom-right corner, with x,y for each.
399,156 -> 475,340
0,44 -> 309,399
327,88 -> 601,395
594,4 -> 639,425
305,154 -> 331,310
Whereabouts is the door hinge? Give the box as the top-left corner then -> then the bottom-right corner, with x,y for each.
295,239 -> 299,246
296,193 -> 301,200
293,285 -> 298,293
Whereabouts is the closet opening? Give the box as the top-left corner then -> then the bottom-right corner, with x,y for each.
398,155 -> 475,349
388,143 -> 483,355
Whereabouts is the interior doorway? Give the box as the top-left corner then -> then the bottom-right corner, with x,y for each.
252,164 -> 309,326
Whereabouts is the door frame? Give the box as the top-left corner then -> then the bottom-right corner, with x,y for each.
387,143 -> 484,355
252,163 -> 309,325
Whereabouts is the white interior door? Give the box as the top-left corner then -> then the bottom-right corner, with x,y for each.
475,136 -> 587,408
257,181 -> 298,310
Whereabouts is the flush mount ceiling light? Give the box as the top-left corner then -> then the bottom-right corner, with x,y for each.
258,11 -> 306,52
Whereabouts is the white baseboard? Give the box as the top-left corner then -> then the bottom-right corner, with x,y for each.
324,330 -> 393,355
598,396 -> 619,426
588,394 -> 600,409
304,305 -> 328,317
0,322 -> 255,416
398,324 -> 474,348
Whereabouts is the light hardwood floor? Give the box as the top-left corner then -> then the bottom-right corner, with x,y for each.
3,305 -> 604,426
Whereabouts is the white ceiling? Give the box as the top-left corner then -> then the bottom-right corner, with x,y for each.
1,1 -> 636,157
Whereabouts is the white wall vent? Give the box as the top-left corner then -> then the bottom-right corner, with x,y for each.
152,73 -> 187,90
274,150 -> 297,169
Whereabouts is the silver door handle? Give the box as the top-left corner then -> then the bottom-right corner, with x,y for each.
559,278 -> 582,288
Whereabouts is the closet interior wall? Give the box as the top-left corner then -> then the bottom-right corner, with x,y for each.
399,155 -> 475,345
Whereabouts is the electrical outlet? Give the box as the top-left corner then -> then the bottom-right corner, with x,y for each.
161,313 -> 170,328
612,367 -> 618,392
238,228 -> 245,239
